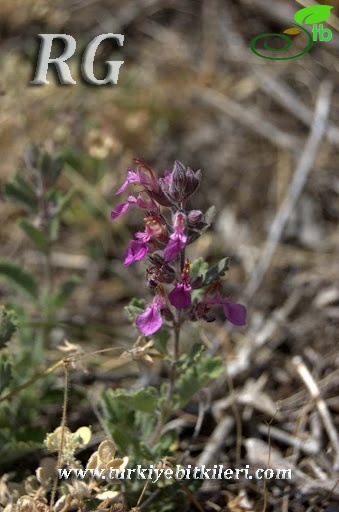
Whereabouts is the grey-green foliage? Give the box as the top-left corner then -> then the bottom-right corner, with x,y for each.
0,307 -> 16,395
0,306 -> 16,348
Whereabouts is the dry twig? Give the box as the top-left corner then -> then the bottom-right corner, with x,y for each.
194,87 -> 298,151
244,80 -> 332,301
292,356 -> 339,470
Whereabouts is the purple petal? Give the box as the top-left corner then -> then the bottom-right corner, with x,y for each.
136,306 -> 162,335
222,299 -> 246,326
135,194 -> 156,210
123,240 -> 148,266
163,236 -> 187,261
111,201 -> 130,220
115,169 -> 138,195
168,284 -> 192,309
137,170 -> 159,190
163,240 -> 180,261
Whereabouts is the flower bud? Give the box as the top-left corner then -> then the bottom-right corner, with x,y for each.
160,161 -> 201,204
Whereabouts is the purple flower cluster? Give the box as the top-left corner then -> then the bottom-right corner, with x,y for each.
111,159 -> 246,335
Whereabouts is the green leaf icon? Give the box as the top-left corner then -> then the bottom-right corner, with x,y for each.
294,5 -> 333,25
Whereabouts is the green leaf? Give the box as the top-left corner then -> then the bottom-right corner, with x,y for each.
40,152 -> 64,186
200,257 -> 230,287
102,389 -> 135,444
152,327 -> 170,353
190,257 -> 208,281
176,356 -> 224,406
0,307 -> 16,348
0,353 -> 12,394
53,275 -> 82,309
53,189 -> 75,217
107,387 -> 159,414
18,219 -> 48,253
0,261 -> 38,300
175,343 -> 206,371
125,297 -> 145,322
3,180 -> 37,213
204,205 -> 216,226
294,5 -> 333,24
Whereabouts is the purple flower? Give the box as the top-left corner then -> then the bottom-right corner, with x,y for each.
203,293 -> 246,326
115,168 -> 159,195
111,194 -> 157,220
136,295 -> 167,335
115,169 -> 139,194
164,212 -> 187,261
221,298 -> 246,326
124,239 -> 149,266
169,281 -> 192,309
111,201 -> 130,220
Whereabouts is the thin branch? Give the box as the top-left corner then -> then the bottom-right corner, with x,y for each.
195,87 -> 298,151
292,356 -> 339,470
257,75 -> 339,146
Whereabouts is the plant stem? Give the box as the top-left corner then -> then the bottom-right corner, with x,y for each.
168,244 -> 185,396
149,249 -> 185,444
167,310 -> 181,399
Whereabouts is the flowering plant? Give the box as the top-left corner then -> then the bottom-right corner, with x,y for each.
111,158 -> 246,338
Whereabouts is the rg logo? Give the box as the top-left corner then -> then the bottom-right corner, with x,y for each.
30,33 -> 124,85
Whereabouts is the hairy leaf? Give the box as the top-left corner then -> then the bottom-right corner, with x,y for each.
107,387 -> 159,414
190,257 -> 208,281
176,356 -> 224,406
125,297 -> 145,322
152,327 -> 171,353
200,257 -> 230,287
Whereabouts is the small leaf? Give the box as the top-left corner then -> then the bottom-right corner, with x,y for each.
294,5 -> 333,25
0,353 -> 12,394
40,152 -> 64,187
3,180 -> 37,213
200,257 -> 230,287
204,205 -> 216,226
125,297 -> 145,322
18,219 -> 48,253
152,327 -> 170,353
0,307 -> 16,348
283,28 -> 302,35
108,387 -> 159,414
175,343 -> 206,371
190,257 -> 209,281
0,261 -> 38,300
53,275 -> 82,309
176,356 -> 224,406
53,189 -> 75,217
